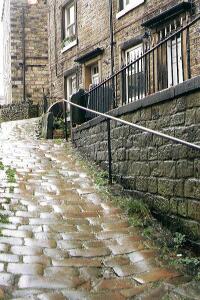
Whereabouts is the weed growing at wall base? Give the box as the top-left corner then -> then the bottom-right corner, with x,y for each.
6,167 -> 16,183
0,204 -> 9,224
0,161 -> 4,170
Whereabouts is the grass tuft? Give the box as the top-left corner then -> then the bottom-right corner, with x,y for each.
6,167 -> 16,183
0,214 -> 9,224
0,161 -> 4,170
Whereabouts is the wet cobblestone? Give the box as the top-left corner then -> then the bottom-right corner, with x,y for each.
0,119 -> 195,299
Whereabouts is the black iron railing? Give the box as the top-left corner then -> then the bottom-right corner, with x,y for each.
85,15 -> 200,118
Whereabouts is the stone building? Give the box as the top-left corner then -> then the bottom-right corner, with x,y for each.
47,0 -> 200,105
2,0 -> 49,104
47,0 -> 111,103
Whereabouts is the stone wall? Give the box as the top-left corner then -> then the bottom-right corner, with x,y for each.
2,0 -> 49,105
72,79 -> 200,241
0,101 -> 39,122
2,0 -> 12,104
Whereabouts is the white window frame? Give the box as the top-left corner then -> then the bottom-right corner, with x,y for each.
158,17 -> 184,88
65,2 -> 75,39
91,64 -> 99,85
125,44 -> 144,101
117,0 -> 144,19
28,0 -> 38,4
66,74 -> 77,100
65,73 -> 77,115
167,35 -> 183,87
62,1 -> 77,53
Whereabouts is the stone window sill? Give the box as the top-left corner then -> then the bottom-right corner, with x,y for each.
61,39 -> 77,53
116,0 -> 145,19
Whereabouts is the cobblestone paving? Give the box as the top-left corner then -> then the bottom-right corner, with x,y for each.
0,119 -> 196,299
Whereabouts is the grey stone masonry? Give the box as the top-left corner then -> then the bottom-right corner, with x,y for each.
73,88 -> 200,241
2,0 -> 49,105
0,100 -> 39,121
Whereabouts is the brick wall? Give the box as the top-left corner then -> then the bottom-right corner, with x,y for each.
72,81 -> 200,241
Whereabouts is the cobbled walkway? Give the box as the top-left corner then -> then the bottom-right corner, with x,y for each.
0,119 -> 196,300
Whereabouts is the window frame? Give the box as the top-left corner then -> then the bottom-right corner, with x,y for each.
64,72 -> 77,116
154,14 -> 186,90
117,0 -> 145,19
123,43 -> 145,102
90,64 -> 100,86
61,0 -> 77,53
83,58 -> 102,90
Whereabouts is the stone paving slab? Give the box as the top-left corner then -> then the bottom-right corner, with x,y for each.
0,119 -> 192,299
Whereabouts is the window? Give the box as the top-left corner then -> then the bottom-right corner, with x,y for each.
65,74 -> 77,99
156,17 -> 184,90
91,64 -> 99,86
123,0 -> 133,9
62,1 -> 76,51
28,0 -> 38,4
83,61 -> 100,90
64,73 -> 77,112
117,0 -> 144,19
167,34 -> 183,87
124,44 -> 145,102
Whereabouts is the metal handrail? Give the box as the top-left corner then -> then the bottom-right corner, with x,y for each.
63,98 -> 200,151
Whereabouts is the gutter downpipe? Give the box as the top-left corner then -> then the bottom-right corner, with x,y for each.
108,0 -> 116,108
22,8 -> 26,102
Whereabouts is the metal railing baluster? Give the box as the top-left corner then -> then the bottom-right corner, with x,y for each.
107,118 -> 112,184
186,26 -> 191,79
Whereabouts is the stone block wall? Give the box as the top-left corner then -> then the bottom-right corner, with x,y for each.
0,101 -> 39,122
2,0 -> 49,105
72,81 -> 200,241
2,0 -> 12,104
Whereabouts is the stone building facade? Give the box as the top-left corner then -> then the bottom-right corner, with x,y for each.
47,0 -> 200,105
47,0 -> 111,103
2,0 -> 49,104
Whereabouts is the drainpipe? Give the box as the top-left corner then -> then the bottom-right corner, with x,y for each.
109,0 -> 114,76
54,0 -> 58,76
22,8 -> 26,102
108,0 -> 116,108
